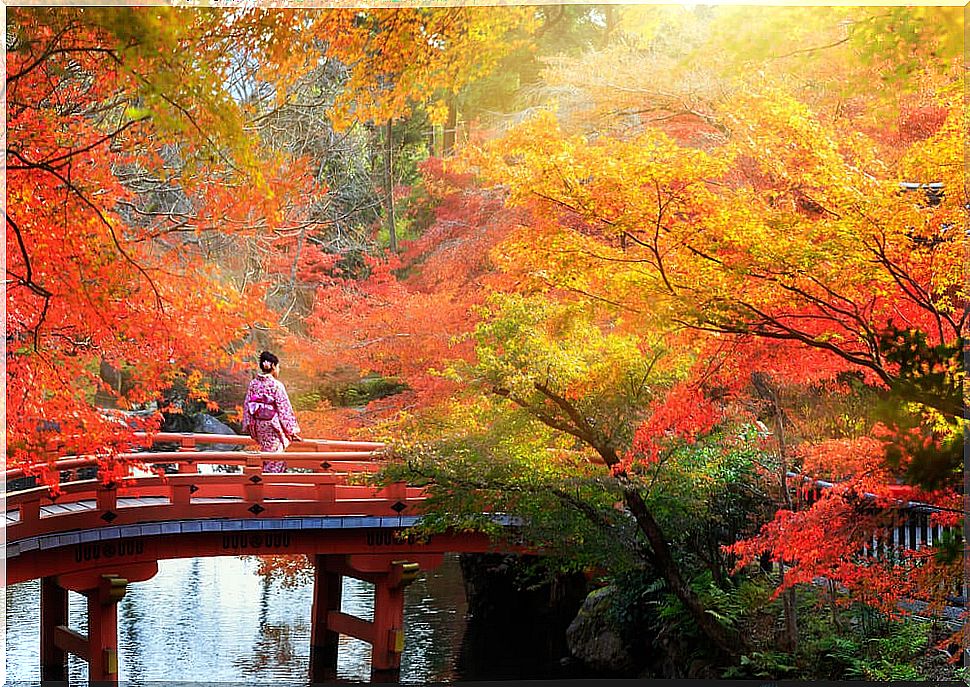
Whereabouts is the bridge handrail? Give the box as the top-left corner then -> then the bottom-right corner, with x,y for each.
6,471 -> 410,508
6,435 -> 410,545
139,432 -> 385,450
5,452 -> 383,483
5,432 -> 386,482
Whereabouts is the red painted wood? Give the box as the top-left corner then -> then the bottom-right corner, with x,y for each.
5,450 -> 382,482
9,433 -> 530,681
97,485 -> 117,511
372,579 -> 405,671
53,625 -> 89,661
322,560 -> 382,585
58,562 -> 159,592
11,491 -> 431,539
177,438 -> 198,474
132,432 -> 384,451
86,582 -> 120,682
327,610 -> 375,644
8,529 -> 510,585
346,553 -> 443,575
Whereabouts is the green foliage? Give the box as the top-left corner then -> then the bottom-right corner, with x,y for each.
609,566 -> 774,671
844,621 -> 929,681
724,651 -> 800,679
931,529 -> 964,566
871,326 -> 965,491
606,568 -> 667,638
292,390 -> 326,412
332,375 -> 408,407
462,292 -> 679,453
379,410 -> 638,572
652,571 -> 757,634
295,374 -> 408,411
847,7 -> 963,77
604,564 -> 954,682
723,587 -> 948,681
634,427 -> 772,581
881,327 -> 963,420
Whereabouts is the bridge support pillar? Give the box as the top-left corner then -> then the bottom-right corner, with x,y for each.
311,552 -> 441,680
309,555 -> 342,682
43,561 -> 157,684
84,574 -> 126,682
371,571 -> 407,675
40,576 -> 68,680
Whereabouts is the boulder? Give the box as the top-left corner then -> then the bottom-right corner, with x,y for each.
192,414 -> 242,451
566,586 -> 639,675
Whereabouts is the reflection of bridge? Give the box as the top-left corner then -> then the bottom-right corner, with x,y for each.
6,433 -> 509,682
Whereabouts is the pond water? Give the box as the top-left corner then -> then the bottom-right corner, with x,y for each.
5,553 -> 579,684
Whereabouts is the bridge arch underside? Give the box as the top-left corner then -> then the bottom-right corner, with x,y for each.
8,517 -> 505,585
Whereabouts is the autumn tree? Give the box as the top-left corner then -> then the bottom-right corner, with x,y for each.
379,293 -> 768,660
5,7 -> 327,478
6,6 -> 538,473
451,3 -> 964,650
257,6 -> 964,661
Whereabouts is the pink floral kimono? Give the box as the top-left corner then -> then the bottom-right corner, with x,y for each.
241,373 -> 301,473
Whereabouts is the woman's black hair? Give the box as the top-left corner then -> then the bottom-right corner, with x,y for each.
259,351 -> 279,373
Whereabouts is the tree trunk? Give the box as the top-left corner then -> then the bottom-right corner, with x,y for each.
602,6 -> 617,48
621,485 -> 746,660
384,119 -> 397,253
443,99 -> 458,156
497,384 -> 746,661
780,571 -> 798,653
752,372 -> 798,652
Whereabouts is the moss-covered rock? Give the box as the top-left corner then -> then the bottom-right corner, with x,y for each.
566,586 -> 640,675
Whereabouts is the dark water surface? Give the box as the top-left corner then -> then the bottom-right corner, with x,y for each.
6,554 -> 478,684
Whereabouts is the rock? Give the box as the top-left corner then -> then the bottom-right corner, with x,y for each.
192,414 -> 242,451
566,586 -> 639,675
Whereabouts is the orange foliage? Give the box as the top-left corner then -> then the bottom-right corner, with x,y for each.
294,163 -> 521,428
5,9 -> 302,477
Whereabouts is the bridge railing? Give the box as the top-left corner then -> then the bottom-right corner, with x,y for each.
4,432 -> 422,545
5,451 -> 384,483
138,432 -> 385,452
781,472 -> 965,610
4,431 -> 387,482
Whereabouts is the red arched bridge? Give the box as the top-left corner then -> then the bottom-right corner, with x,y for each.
5,432 -> 513,683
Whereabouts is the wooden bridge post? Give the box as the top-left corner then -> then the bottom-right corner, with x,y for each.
178,434 -> 198,474
96,483 -> 117,512
47,564 -> 156,684
371,578 -> 406,674
309,555 -> 343,682
85,574 -> 127,683
371,560 -> 419,676
243,453 -> 264,504
40,576 -> 68,680
312,555 -> 427,680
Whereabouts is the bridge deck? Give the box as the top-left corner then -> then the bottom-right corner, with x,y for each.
3,432 -> 518,593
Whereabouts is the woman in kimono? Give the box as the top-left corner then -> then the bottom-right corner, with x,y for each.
241,351 -> 302,473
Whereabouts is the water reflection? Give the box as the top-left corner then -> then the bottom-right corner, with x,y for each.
6,553 -> 581,683
6,555 -> 467,684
